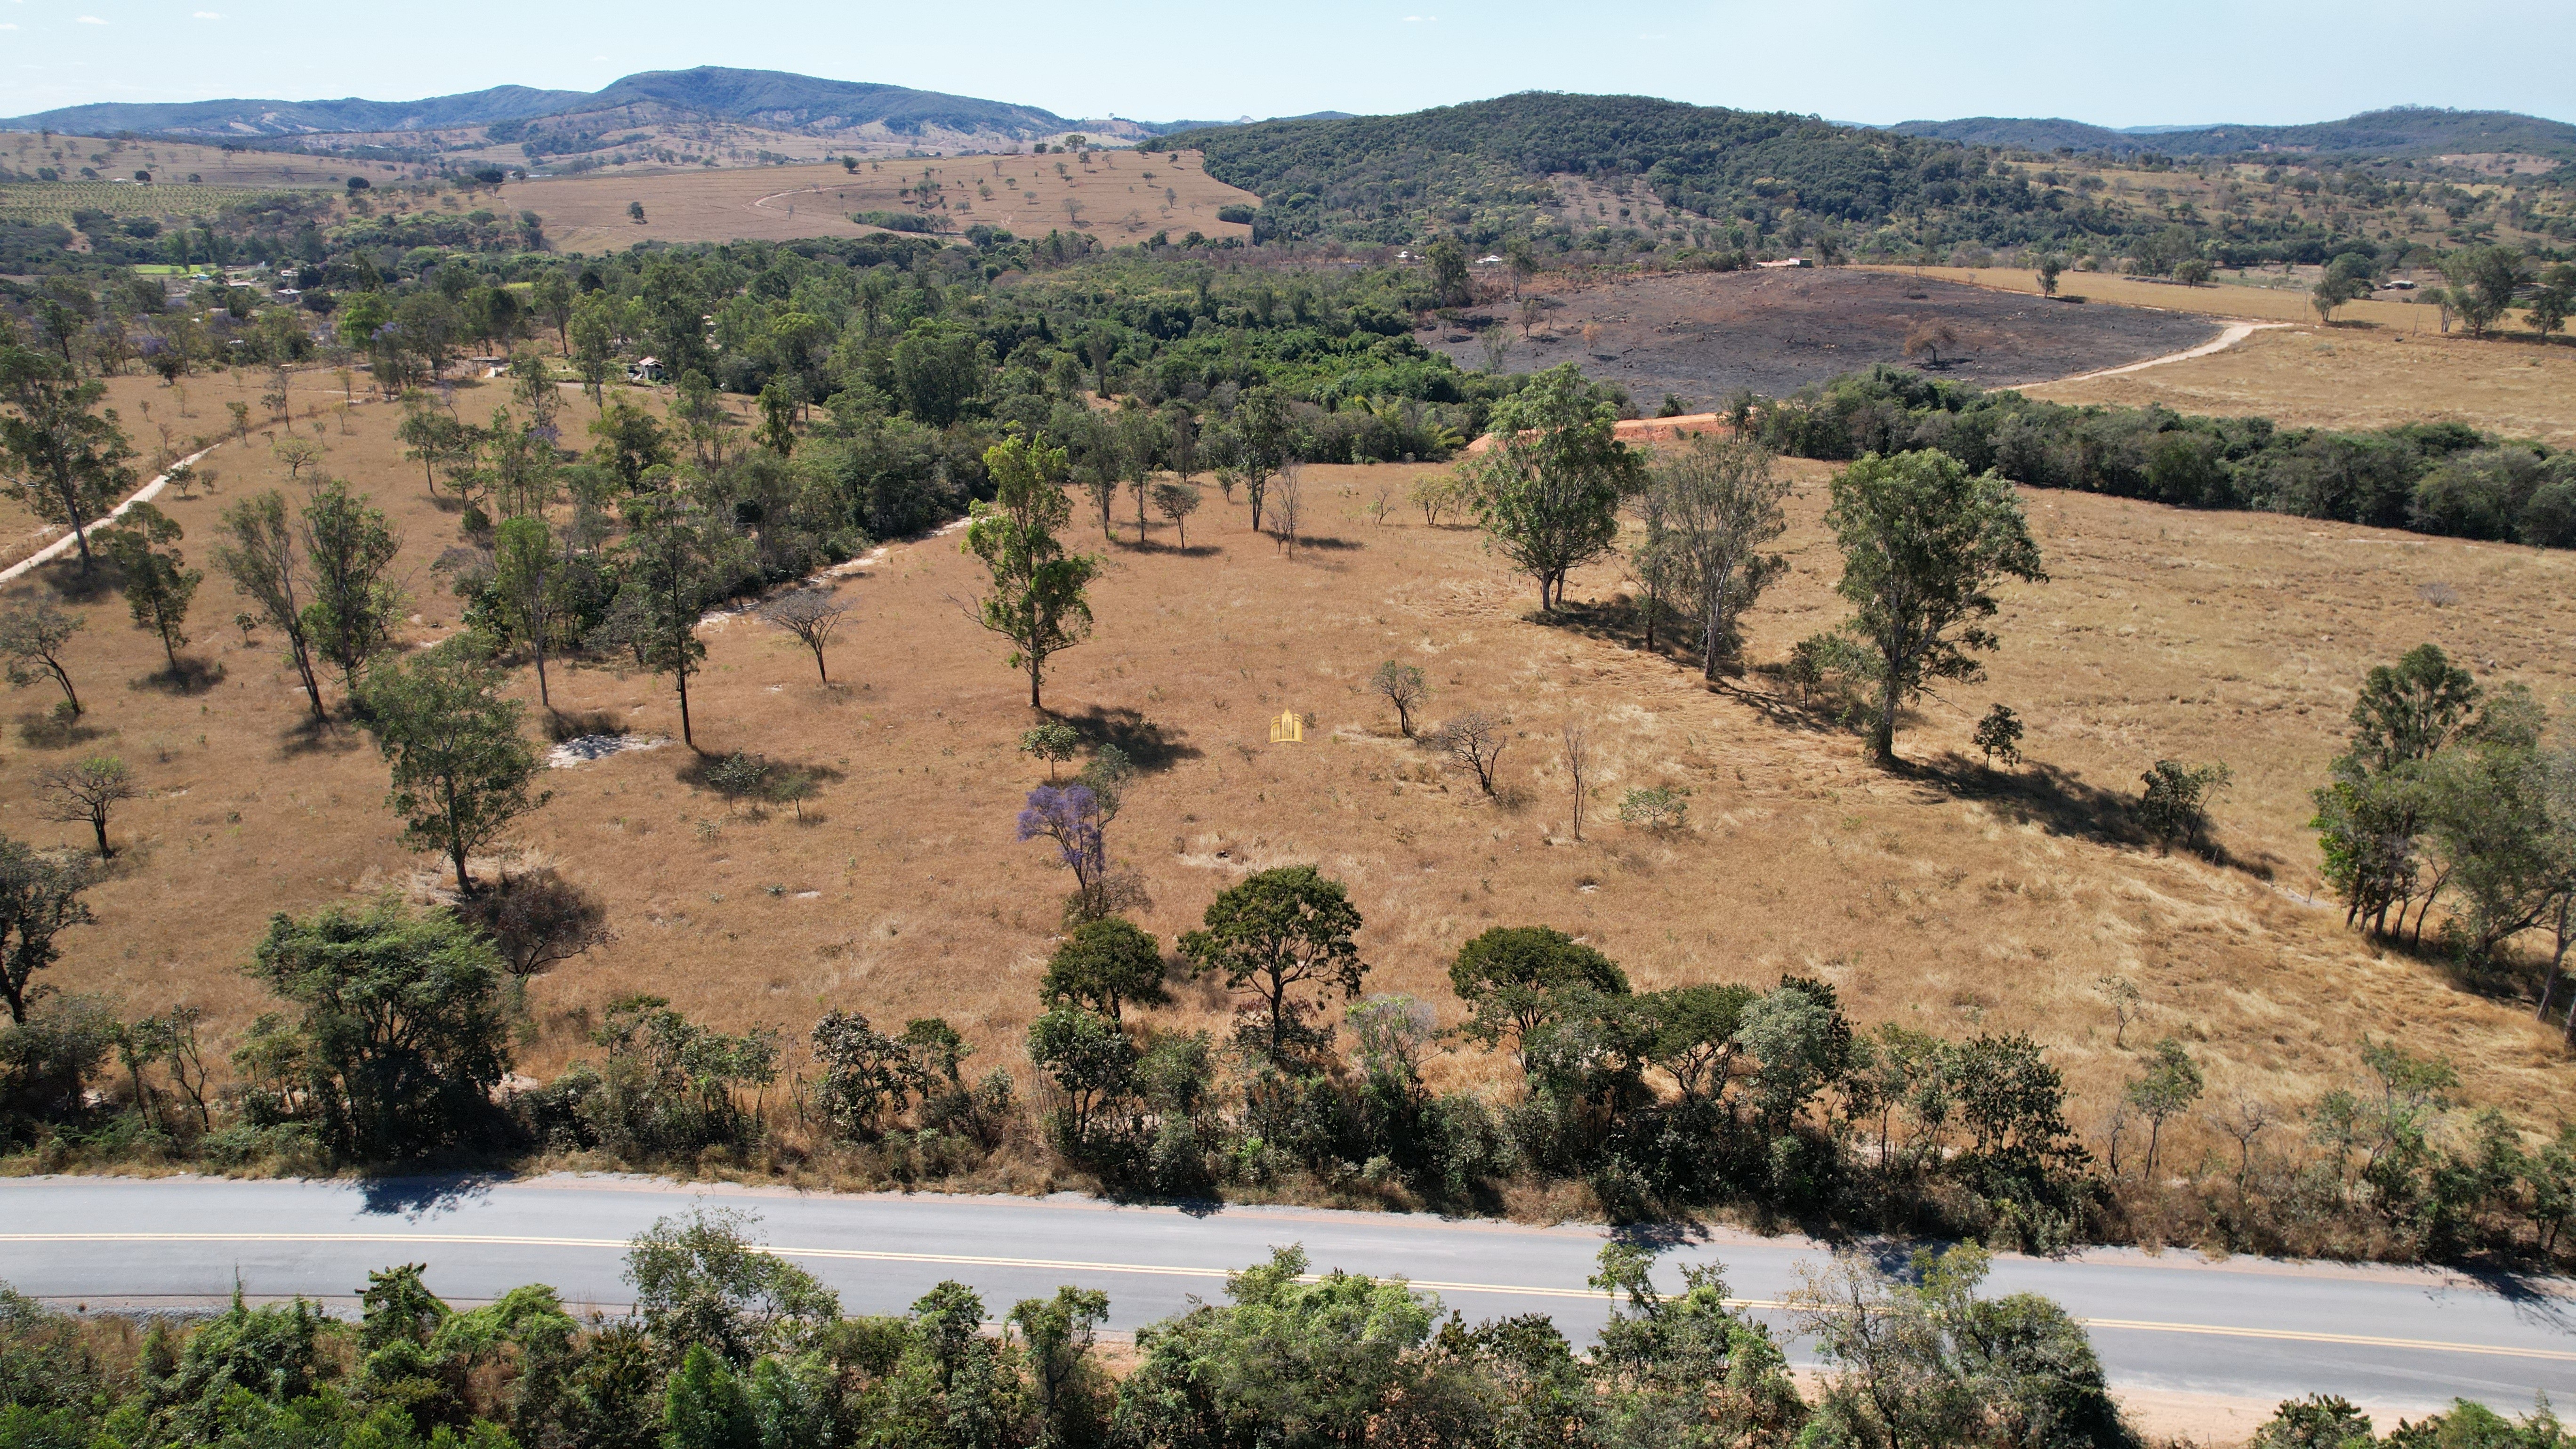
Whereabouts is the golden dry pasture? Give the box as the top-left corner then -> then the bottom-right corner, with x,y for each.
503,150 -> 1255,254
0,131 -> 364,189
13,371 -> 2576,1188
2027,322 -> 2576,445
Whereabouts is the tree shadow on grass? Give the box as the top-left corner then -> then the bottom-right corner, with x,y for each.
130,658 -> 227,696
13,709 -> 111,750
544,707 -> 627,743
276,713 -> 364,759
1526,596 -> 1696,668
1058,703 -> 1201,773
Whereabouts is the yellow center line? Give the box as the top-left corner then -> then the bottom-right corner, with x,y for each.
8,1233 -> 2571,1363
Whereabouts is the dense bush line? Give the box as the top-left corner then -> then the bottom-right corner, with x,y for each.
1748,365 -> 2576,547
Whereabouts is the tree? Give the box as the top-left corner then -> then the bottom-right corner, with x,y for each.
98,501 -> 200,673
2312,254 -> 2374,324
1368,660 -> 1429,738
0,342 -> 136,572
2036,256 -> 2065,298
1824,450 -> 2046,765
0,600 -> 84,719
2138,760 -> 2231,853
1179,864 -> 1366,1061
1562,721 -> 1593,841
756,380 -> 796,459
1651,435 -> 1789,677
628,201 -> 646,225
240,898 -> 511,1160
2348,643 -> 2479,774
299,478 -> 405,696
1449,925 -> 1629,1062
357,646 -> 549,895
212,490 -> 329,724
458,867 -> 613,981
589,400 -> 674,491
1019,721 -> 1082,779
1429,709 -> 1510,796
1150,480 -> 1202,547
489,516 -> 565,708
758,589 -> 846,685
1974,704 -> 2024,768
2528,262 -> 2573,343
624,1207 -> 839,1368
610,499 -> 729,749
1471,364 -> 1643,610
1233,386 -> 1295,532
35,755 -> 137,857
1041,916 -> 1169,1022
1016,754 -> 1138,924
0,835 -> 95,1024
2440,246 -> 2524,339
961,433 -> 1099,711
1011,1286 -> 1113,1449
2124,1037 -> 2203,1179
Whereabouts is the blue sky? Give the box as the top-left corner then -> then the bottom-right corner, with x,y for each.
4,0 -> 2570,128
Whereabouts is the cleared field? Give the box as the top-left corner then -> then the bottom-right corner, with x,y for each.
1428,267 -> 2220,411
2027,322 -> 2576,444
15,377 -> 2576,1189
1870,264 -> 2541,335
0,182 -> 301,225
0,132 -> 369,188
505,151 -> 1256,253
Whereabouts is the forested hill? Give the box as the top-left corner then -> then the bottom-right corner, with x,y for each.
1158,93 -> 2094,250
2,85 -> 590,137
1889,107 -> 2576,160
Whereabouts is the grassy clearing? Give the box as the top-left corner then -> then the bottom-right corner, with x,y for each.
13,372 -> 2576,1193
507,150 -> 1256,254
2026,322 -> 2576,444
1863,264 -> 2546,333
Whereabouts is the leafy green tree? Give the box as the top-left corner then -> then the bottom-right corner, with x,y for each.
1650,435 -> 1789,676
891,325 -> 990,427
588,398 -> 674,490
568,290 -> 621,404
2137,760 -> 2232,852
755,380 -> 796,458
1467,364 -> 1645,611
0,835 -> 94,1024
1448,925 -> 1630,1063
1587,1241 -> 1804,1444
1011,1286 -> 1114,1448
212,490 -> 329,724
0,341 -> 135,571
963,433 -> 1100,710
0,601 -> 83,720
1791,1242 -> 2133,1449
2440,246 -> 2524,339
1019,720 -> 1082,779
2036,256 -> 2065,298
2528,262 -> 2574,343
1179,864 -> 1367,1061
1232,386 -> 1295,532
357,645 -> 550,895
240,898 -> 511,1160
2250,1394 -> 2375,1449
97,501 -> 200,673
607,498 -> 731,748
1042,916 -> 1170,1023
489,516 -> 566,707
624,1207 -> 841,1368
663,1344 -> 758,1449
1974,704 -> 2024,768
299,479 -> 405,695
1823,450 -> 2046,765
1116,1246 -> 1436,1448
2124,1037 -> 2204,1178
2311,254 -> 2375,324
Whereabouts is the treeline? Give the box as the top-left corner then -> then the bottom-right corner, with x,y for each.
1748,365 -> 2576,547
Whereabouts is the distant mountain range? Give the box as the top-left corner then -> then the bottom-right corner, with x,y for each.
0,69 -> 1352,150
9,72 -> 2568,173
1884,106 -> 2576,159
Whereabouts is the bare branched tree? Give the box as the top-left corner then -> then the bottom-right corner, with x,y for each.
1562,722 -> 1592,840
460,867 -> 617,979
1368,661 -> 1429,738
762,589 -> 849,684
1428,710 -> 1508,797
36,755 -> 137,857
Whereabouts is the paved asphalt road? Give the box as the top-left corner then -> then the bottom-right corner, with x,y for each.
5,1174 -> 2573,1418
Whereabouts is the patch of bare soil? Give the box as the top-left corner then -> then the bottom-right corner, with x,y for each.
1433,267 -> 2223,410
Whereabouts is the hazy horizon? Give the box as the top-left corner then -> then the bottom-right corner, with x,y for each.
2,0 -> 2569,131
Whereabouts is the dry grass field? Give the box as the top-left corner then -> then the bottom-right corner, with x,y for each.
2027,323 -> 2576,444
0,132 -> 371,189
13,372 -> 2576,1186
1868,264 -> 2576,443
504,150 -> 1255,254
